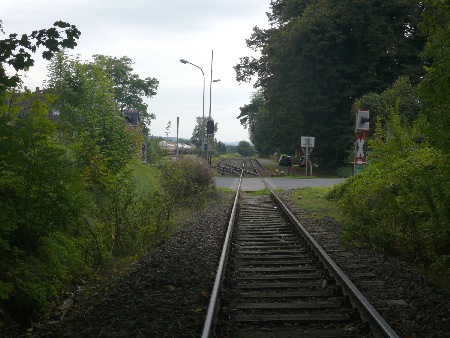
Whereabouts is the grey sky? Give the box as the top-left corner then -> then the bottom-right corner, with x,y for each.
1,0 -> 271,142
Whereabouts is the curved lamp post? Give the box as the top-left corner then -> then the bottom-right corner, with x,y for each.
180,58 -> 206,159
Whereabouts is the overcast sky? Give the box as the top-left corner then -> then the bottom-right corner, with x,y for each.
1,0 -> 271,143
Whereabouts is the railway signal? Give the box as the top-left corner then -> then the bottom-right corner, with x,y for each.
206,119 -> 214,135
356,110 -> 370,130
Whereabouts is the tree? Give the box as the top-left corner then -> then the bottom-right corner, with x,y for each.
45,53 -> 140,187
92,55 -> 158,130
44,50 -> 80,133
237,92 -> 274,156
0,20 -> 80,90
236,140 -> 256,157
0,90 -> 89,318
216,141 -> 227,155
190,116 -> 217,149
418,0 -> 450,151
235,0 -> 425,168
353,76 -> 421,133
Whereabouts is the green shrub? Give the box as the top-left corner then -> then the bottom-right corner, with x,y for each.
333,111 -> 450,281
2,231 -> 90,322
160,157 -> 215,205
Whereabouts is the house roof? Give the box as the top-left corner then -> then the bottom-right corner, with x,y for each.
123,110 -> 140,126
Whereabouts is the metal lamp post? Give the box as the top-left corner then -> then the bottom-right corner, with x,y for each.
207,50 -> 220,165
180,58 -> 206,159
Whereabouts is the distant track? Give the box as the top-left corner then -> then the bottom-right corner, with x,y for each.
214,157 -> 270,177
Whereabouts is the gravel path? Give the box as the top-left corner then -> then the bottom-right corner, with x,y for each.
8,189 -> 450,337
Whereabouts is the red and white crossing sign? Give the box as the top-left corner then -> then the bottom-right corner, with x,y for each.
353,131 -> 367,164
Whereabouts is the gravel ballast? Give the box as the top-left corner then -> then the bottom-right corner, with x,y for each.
8,189 -> 450,337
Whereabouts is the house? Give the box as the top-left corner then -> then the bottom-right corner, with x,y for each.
123,110 -> 140,127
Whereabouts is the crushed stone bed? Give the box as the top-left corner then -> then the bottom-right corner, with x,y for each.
7,189 -> 449,337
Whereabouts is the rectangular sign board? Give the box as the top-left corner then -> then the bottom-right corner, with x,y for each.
301,136 -> 315,148
356,110 -> 370,130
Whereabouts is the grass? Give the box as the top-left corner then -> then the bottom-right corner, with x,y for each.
246,188 -> 272,196
288,187 -> 343,221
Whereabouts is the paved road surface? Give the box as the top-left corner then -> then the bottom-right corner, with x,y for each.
214,177 -> 345,191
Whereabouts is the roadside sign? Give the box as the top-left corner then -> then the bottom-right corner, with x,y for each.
301,136 -> 315,148
301,136 -> 315,176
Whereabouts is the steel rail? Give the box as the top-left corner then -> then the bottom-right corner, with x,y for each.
262,178 -> 399,338
201,168 -> 244,338
203,158 -> 397,337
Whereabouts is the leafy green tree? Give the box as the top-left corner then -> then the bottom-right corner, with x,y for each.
0,21 -> 82,319
46,54 -> 140,185
0,20 -> 80,89
238,92 -> 274,156
418,0 -> 450,151
235,0 -> 425,168
190,116 -> 205,148
44,51 -> 81,133
216,141 -> 227,155
74,64 -> 138,187
0,91 -> 88,318
92,55 -> 158,130
236,140 -> 256,157
353,76 -> 421,133
190,116 -> 217,149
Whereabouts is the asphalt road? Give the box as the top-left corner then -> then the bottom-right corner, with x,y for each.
214,177 -> 345,191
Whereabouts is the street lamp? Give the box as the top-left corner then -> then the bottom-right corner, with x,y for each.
207,50 -> 221,165
180,58 -> 206,159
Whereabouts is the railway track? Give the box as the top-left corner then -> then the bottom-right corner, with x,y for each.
215,157 -> 269,177
202,159 -> 398,337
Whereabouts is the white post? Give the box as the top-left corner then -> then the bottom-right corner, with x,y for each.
176,117 -> 179,159
305,142 -> 309,177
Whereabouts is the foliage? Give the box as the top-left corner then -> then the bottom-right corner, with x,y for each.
418,0 -> 450,151
0,91 -> 90,320
0,22 -> 220,329
216,141 -> 227,155
353,76 -> 421,128
145,137 -> 164,164
329,0 -> 450,287
160,157 -> 215,206
190,116 -> 218,150
0,20 -> 80,89
237,91 -> 274,156
235,0 -> 425,168
0,22 -> 166,327
92,55 -> 159,130
330,111 -> 450,279
46,54 -> 140,188
235,140 -> 256,157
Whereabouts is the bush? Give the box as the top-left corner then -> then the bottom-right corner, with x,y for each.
160,157 -> 215,205
2,231 -> 90,322
331,112 -> 450,281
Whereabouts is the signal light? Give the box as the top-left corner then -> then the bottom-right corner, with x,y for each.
207,119 -> 215,134
356,110 -> 370,130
